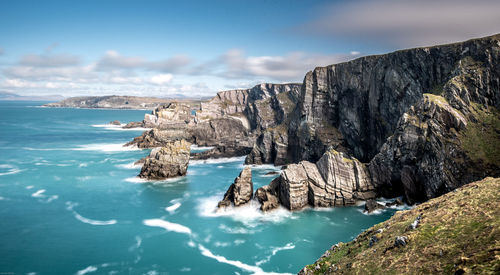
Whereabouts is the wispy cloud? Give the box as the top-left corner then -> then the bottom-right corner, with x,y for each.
297,0 -> 500,48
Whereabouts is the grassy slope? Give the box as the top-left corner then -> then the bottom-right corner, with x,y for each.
302,177 -> 500,274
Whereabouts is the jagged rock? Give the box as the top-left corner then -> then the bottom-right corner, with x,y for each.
123,121 -> 143,128
109,120 -> 121,125
191,145 -> 252,160
144,102 -> 192,129
245,125 -> 290,165
218,167 -> 253,208
387,198 -> 404,207
364,199 -> 385,213
394,236 -> 409,248
255,178 -> 280,211
126,128 -> 192,148
257,149 -> 376,211
189,117 -> 253,148
138,140 -> 191,180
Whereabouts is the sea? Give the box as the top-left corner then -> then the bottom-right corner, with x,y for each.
0,101 -> 405,275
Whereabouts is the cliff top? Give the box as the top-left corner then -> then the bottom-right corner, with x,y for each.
301,177 -> 500,274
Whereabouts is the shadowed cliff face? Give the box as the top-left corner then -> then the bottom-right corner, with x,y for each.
288,34 -> 500,164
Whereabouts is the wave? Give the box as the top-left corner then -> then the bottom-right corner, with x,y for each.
0,164 -> 22,176
143,219 -> 192,235
31,189 -> 46,198
91,124 -> 151,132
189,156 -> 246,165
255,243 -> 296,266
128,236 -> 142,252
165,202 -> 181,214
124,177 -> 148,184
72,143 -> 141,153
76,265 -> 98,275
198,196 -> 293,228
115,162 -> 141,169
197,244 -> 292,275
66,201 -> 117,226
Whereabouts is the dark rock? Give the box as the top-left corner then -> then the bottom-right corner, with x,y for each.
369,235 -> 378,247
264,171 -> 279,176
138,140 -> 191,180
386,198 -> 404,207
394,236 -> 409,248
218,167 -> 253,208
255,178 -> 280,212
191,145 -> 252,160
364,199 -> 385,213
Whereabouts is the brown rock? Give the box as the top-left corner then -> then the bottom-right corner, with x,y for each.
218,166 -> 253,208
138,140 -> 191,180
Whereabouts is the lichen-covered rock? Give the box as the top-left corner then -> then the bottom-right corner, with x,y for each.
218,167 -> 253,208
138,140 -> 191,180
257,149 -> 376,211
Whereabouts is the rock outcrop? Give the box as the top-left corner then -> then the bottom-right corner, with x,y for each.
138,140 -> 191,180
256,149 -> 376,211
126,128 -> 192,148
218,167 -> 253,208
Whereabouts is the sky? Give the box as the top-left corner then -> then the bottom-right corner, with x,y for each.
0,0 -> 499,98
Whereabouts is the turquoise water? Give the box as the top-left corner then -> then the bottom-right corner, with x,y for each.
0,101 -> 401,274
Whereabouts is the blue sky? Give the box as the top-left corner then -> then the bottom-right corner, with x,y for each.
1,0 -> 499,97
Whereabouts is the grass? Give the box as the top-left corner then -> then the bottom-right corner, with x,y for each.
460,104 -> 500,167
302,177 -> 500,274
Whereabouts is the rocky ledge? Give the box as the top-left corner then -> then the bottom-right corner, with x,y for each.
218,166 -> 253,208
138,140 -> 191,180
299,177 -> 500,274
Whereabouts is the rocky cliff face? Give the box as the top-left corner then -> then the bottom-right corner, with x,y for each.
256,149 -> 375,211
138,140 -> 191,180
218,166 -> 253,208
288,34 -> 500,164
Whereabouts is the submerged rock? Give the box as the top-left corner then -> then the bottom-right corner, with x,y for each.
109,120 -> 121,125
138,140 -> 191,180
218,167 -> 253,208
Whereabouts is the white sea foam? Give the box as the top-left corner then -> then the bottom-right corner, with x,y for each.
165,202 -> 181,214
76,265 -> 98,275
214,241 -> 231,247
115,162 -> 141,169
189,156 -> 246,165
128,236 -> 142,252
79,163 -> 88,168
234,239 -> 246,245
73,212 -> 117,225
72,143 -> 141,153
0,164 -> 22,176
45,195 -> 59,203
91,124 -> 151,131
31,189 -> 46,198
198,244 -> 292,275
143,219 -> 192,235
190,145 -> 214,151
76,176 -> 93,182
124,177 -> 148,183
198,196 -> 293,228
255,243 -> 296,266
26,185 -> 34,189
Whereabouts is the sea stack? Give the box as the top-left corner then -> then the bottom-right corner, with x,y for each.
218,166 -> 253,208
138,139 -> 191,180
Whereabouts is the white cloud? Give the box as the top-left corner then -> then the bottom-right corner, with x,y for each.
150,74 -> 173,85
19,53 -> 80,67
298,0 -> 500,48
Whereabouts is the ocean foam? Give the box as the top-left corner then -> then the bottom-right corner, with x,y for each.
189,156 -> 246,165
143,219 -> 192,235
0,164 -> 22,176
31,189 -> 46,198
73,143 -> 141,153
198,244 -> 292,275
115,162 -> 141,169
198,196 -> 293,228
73,212 -> 117,226
190,145 -> 214,151
255,243 -> 296,266
165,202 -> 181,214
124,177 -> 148,184
128,236 -> 142,252
76,265 -> 98,275
91,124 -> 151,131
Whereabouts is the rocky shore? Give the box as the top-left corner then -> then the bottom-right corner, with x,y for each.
123,34 -> 499,216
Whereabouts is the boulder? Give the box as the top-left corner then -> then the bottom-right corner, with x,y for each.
138,140 -> 191,180
364,199 -> 385,213
109,120 -> 121,125
218,167 -> 253,208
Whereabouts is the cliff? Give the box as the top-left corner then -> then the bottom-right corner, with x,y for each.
44,95 -> 202,110
299,177 -> 500,274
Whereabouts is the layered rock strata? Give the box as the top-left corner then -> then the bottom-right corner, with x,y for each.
256,149 -> 376,211
138,140 -> 191,180
218,167 -> 253,208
